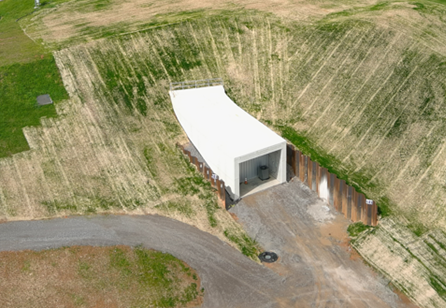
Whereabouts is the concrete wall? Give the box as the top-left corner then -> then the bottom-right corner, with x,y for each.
234,142 -> 287,199
238,149 -> 281,182
239,154 -> 269,182
170,86 -> 287,201
287,144 -> 378,226
179,142 -> 377,226
267,150 -> 281,179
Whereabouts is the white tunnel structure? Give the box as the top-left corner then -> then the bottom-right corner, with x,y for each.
169,85 -> 287,200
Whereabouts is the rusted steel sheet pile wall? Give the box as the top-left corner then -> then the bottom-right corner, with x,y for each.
287,144 -> 377,226
178,144 -> 226,206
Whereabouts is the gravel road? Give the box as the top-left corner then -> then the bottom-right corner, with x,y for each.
0,180 -> 416,307
0,214 -> 285,307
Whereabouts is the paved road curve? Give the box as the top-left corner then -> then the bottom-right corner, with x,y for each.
0,181 -> 415,307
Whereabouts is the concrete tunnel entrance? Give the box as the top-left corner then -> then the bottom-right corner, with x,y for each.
169,79 -> 287,201
239,150 -> 281,198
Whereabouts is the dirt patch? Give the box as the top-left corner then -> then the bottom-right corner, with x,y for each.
320,214 -> 348,242
307,199 -> 335,223
318,215 -> 363,260
229,212 -> 239,221
231,181 -> 412,307
0,245 -> 203,308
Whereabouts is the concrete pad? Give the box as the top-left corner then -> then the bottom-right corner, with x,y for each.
36,94 -> 53,106
240,177 -> 280,198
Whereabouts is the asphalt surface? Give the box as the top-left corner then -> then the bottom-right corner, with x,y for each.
0,180 -> 415,307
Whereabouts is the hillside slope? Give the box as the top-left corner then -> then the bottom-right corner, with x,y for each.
2,0 -> 446,306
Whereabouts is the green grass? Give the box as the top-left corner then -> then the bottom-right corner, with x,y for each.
347,222 -> 372,237
173,175 -> 220,227
143,147 -> 158,177
0,0 -> 72,157
0,0 -> 48,66
358,225 -> 446,303
224,229 -> 259,260
86,245 -> 203,306
429,276 -> 446,299
0,57 -> 69,157
429,233 -> 446,251
407,222 -> 428,237
0,245 -> 202,307
41,194 -> 154,215
127,246 -> 202,307
85,9 -> 394,221
425,0 -> 446,6
52,9 -> 218,48
9,3 -> 446,306
73,0 -> 113,13
42,200 -> 78,214
155,200 -> 195,218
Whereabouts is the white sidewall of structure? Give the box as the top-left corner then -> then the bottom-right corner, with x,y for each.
169,85 -> 287,200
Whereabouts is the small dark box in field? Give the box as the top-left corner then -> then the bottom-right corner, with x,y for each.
36,94 -> 53,106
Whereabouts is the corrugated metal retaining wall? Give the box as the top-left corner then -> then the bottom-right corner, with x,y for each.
287,144 -> 378,226
177,142 -> 377,225
177,144 -> 226,206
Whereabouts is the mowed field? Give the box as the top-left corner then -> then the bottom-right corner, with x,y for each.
2,0 -> 446,306
20,1 -> 446,229
24,4 -> 446,227
0,6 -> 259,261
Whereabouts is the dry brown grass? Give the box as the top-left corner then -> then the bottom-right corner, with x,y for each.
0,10 -> 262,260
0,245 -> 203,308
21,0 -> 375,48
353,219 -> 446,308
5,1 -> 446,305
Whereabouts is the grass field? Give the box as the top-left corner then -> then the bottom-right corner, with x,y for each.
0,0 -> 69,158
0,0 -> 48,66
427,0 -> 446,5
0,245 -> 203,308
2,0 -> 446,305
0,8 -> 258,260
353,220 -> 446,307
0,57 -> 68,157
57,5 -> 446,231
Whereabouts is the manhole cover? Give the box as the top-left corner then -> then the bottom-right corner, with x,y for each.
259,251 -> 278,263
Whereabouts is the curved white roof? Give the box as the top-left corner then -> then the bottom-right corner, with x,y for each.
169,85 -> 285,160
170,85 -> 287,199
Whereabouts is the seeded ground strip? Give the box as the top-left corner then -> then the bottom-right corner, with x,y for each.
0,14 -> 259,253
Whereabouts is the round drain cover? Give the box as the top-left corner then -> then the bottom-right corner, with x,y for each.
259,251 -> 278,263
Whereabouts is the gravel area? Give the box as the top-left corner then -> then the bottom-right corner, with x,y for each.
0,215 -> 284,307
230,179 -> 417,307
0,180 -> 417,307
